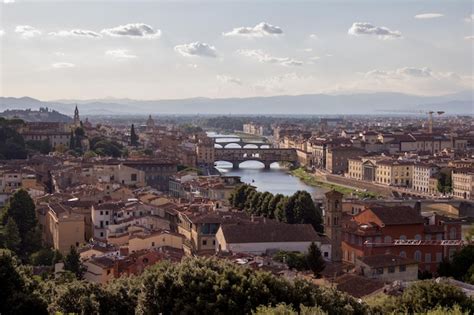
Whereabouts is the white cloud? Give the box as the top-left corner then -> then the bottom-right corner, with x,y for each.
465,35 -> 474,40
101,23 -> 161,38
223,22 -> 283,37
414,13 -> 444,19
464,14 -> 474,22
309,34 -> 318,39
348,22 -> 401,39
174,42 -> 217,57
365,67 -> 433,78
302,48 -> 313,52
49,29 -> 101,38
54,52 -> 65,56
52,62 -> 75,69
3,0 -> 15,3
0,30 -> 4,37
105,49 -> 137,59
15,25 -> 41,38
238,49 -> 302,66
216,75 -> 242,85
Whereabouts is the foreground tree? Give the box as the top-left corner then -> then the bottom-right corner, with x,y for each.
3,189 -> 37,237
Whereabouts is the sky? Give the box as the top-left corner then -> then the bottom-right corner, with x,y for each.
0,0 -> 473,100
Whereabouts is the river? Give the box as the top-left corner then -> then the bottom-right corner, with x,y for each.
208,132 -> 328,198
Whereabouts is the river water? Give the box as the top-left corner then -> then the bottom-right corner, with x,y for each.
208,132 -> 327,198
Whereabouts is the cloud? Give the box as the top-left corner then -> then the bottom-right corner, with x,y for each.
49,29 -> 101,38
365,67 -> 433,78
105,49 -> 137,59
465,35 -> 474,40
3,0 -> 15,3
52,62 -> 75,69
0,30 -> 4,37
237,49 -> 302,66
309,34 -> 318,39
54,52 -> 65,56
174,42 -> 217,57
348,22 -> 401,39
465,14 -> 474,22
223,22 -> 283,37
15,25 -> 41,38
216,75 -> 242,85
414,13 -> 444,19
101,23 -> 161,38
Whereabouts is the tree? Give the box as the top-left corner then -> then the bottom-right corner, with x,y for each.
130,124 -> 139,146
437,245 -> 474,284
293,191 -> 323,232
3,217 -> 21,252
399,280 -> 473,313
69,130 -> 75,150
306,242 -> 325,277
0,253 -> 48,315
274,196 -> 289,222
268,194 -> 284,218
3,189 -> 37,241
30,248 -> 55,266
63,246 -> 85,279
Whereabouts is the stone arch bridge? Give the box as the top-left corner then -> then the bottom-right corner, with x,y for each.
213,138 -> 271,149
214,147 -> 298,169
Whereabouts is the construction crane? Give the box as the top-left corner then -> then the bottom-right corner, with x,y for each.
376,109 -> 445,133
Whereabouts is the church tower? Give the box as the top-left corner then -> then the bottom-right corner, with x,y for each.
324,190 -> 343,262
73,105 -> 80,127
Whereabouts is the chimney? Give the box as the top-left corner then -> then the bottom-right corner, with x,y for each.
251,214 -> 254,222
263,217 -> 266,224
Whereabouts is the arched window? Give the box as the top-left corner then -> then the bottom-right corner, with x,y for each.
414,234 -> 421,241
399,235 -> 407,241
384,236 -> 392,244
399,251 -> 406,258
414,250 -> 422,262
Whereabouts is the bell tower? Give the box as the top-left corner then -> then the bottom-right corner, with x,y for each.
324,190 -> 343,262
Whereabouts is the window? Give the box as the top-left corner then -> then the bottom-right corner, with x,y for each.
202,240 -> 207,246
425,234 -> 432,241
131,173 -> 137,181
151,242 -> 155,247
388,266 -> 395,273
324,252 -> 329,257
105,211 -> 109,215
400,235 -> 407,241
100,232 -> 104,237
436,252 -> 442,263
399,265 -> 406,272
425,253 -> 431,263
100,211 -> 103,215
376,268 -> 384,275
449,228 -> 457,240
414,250 -> 422,262
384,236 -> 392,244
415,234 -> 421,241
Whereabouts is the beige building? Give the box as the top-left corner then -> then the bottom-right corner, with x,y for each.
452,168 -> 474,200
356,254 -> 419,282
42,203 -> 85,253
196,137 -> 215,167
375,160 -> 413,187
128,230 -> 183,253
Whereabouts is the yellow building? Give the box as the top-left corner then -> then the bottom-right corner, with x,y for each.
375,160 -> 413,187
128,230 -> 183,253
452,168 -> 474,200
44,203 -> 85,253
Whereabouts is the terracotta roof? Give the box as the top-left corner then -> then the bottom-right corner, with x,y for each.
368,206 -> 424,226
358,254 -> 417,268
220,223 -> 319,244
334,274 -> 385,298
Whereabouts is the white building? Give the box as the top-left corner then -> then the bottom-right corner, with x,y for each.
215,223 -> 331,259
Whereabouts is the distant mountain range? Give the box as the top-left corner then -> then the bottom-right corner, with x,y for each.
0,91 -> 472,116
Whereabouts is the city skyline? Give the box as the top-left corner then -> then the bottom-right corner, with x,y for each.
1,0 -> 473,100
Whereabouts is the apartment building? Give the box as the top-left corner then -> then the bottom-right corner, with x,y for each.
412,163 -> 440,194
326,146 -> 366,174
452,168 -> 474,200
375,160 -> 413,187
